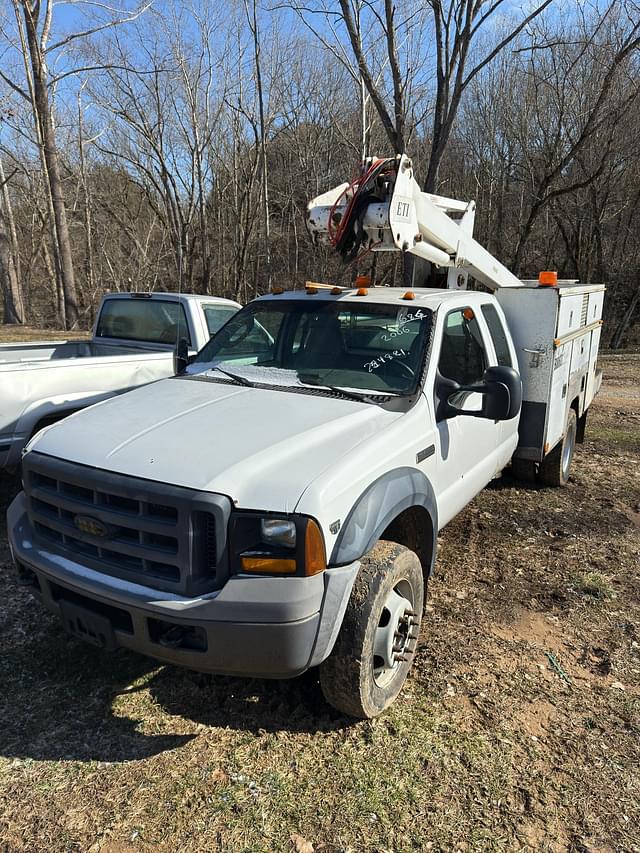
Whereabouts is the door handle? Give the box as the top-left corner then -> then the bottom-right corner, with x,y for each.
522,347 -> 545,367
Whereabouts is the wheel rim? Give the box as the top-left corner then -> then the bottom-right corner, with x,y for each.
372,579 -> 419,688
562,418 -> 576,478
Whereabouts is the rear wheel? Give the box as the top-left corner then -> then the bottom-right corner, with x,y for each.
319,541 -> 424,718
539,408 -> 577,487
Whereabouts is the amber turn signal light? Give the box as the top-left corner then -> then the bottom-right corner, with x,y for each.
241,557 -> 297,575
304,519 -> 326,576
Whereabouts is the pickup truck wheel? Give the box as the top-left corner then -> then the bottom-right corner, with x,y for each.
319,541 -> 424,719
539,408 -> 577,487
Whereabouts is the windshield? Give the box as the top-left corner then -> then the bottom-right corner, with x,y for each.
188,299 -> 433,396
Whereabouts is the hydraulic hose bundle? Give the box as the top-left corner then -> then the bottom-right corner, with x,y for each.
327,157 -> 397,263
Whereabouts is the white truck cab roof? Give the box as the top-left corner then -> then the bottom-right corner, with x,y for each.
255,286 -> 487,309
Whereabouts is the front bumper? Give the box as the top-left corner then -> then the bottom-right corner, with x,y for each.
8,493 -> 358,678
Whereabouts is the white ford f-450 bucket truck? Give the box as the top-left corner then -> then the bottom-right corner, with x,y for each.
0,291 -> 240,469
7,155 -> 604,718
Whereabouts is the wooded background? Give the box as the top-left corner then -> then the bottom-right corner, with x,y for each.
0,0 -> 639,346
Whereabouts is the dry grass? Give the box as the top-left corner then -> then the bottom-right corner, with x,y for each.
0,354 -> 639,853
0,327 -> 89,344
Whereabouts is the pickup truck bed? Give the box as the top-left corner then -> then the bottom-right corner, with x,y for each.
0,340 -> 154,363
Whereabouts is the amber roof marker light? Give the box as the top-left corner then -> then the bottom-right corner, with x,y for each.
539,271 -> 558,287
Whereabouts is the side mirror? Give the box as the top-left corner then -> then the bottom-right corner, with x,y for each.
436,365 -> 521,422
174,338 -> 190,375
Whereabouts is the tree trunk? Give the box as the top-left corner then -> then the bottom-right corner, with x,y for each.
249,0 -> 271,291
0,219 -> 25,324
21,1 -> 79,328
610,285 -> 640,350
78,91 -> 95,306
0,160 -> 26,324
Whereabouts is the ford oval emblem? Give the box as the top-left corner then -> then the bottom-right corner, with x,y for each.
73,515 -> 109,538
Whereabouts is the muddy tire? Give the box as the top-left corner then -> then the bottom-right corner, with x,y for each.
511,457 -> 537,483
319,541 -> 424,719
539,408 -> 577,487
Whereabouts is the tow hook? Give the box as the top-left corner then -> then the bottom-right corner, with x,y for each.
158,624 -> 191,649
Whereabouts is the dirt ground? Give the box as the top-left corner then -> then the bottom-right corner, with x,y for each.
0,354 -> 638,853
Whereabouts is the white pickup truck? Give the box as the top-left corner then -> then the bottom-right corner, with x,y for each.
7,156 -> 604,718
0,292 -> 240,469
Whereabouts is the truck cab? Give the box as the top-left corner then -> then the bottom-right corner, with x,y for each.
8,286 -> 522,718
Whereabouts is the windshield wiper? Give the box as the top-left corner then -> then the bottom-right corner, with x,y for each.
300,379 -> 391,403
209,365 -> 254,387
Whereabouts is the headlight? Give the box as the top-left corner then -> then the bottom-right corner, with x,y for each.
229,512 -> 325,577
260,518 -> 296,548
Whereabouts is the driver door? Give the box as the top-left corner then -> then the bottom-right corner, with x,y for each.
433,307 -> 502,526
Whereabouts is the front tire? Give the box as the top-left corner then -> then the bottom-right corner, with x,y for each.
319,541 -> 424,718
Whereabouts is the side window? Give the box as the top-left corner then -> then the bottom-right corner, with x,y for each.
203,311 -> 277,364
438,308 -> 487,385
481,303 -> 512,368
203,304 -> 239,336
222,319 -> 273,362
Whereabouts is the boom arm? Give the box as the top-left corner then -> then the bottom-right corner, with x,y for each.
306,154 -> 523,291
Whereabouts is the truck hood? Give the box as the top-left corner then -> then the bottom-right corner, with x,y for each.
30,376 -> 403,510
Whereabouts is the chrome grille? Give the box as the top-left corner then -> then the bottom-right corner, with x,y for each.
23,453 -> 230,596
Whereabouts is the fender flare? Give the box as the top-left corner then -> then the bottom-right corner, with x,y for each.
329,467 -> 438,574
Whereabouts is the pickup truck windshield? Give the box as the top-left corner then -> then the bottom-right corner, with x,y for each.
189,299 -> 433,395
96,298 -> 191,346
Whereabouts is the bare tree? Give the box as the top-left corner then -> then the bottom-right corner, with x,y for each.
10,0 -> 79,326
507,6 -> 640,273
245,0 -> 272,288
0,157 -> 25,323
423,0 -> 554,191
1,0 -> 152,326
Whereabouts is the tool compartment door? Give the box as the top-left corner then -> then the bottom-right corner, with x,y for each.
545,342 -> 572,452
585,325 -> 603,408
556,293 -> 584,337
